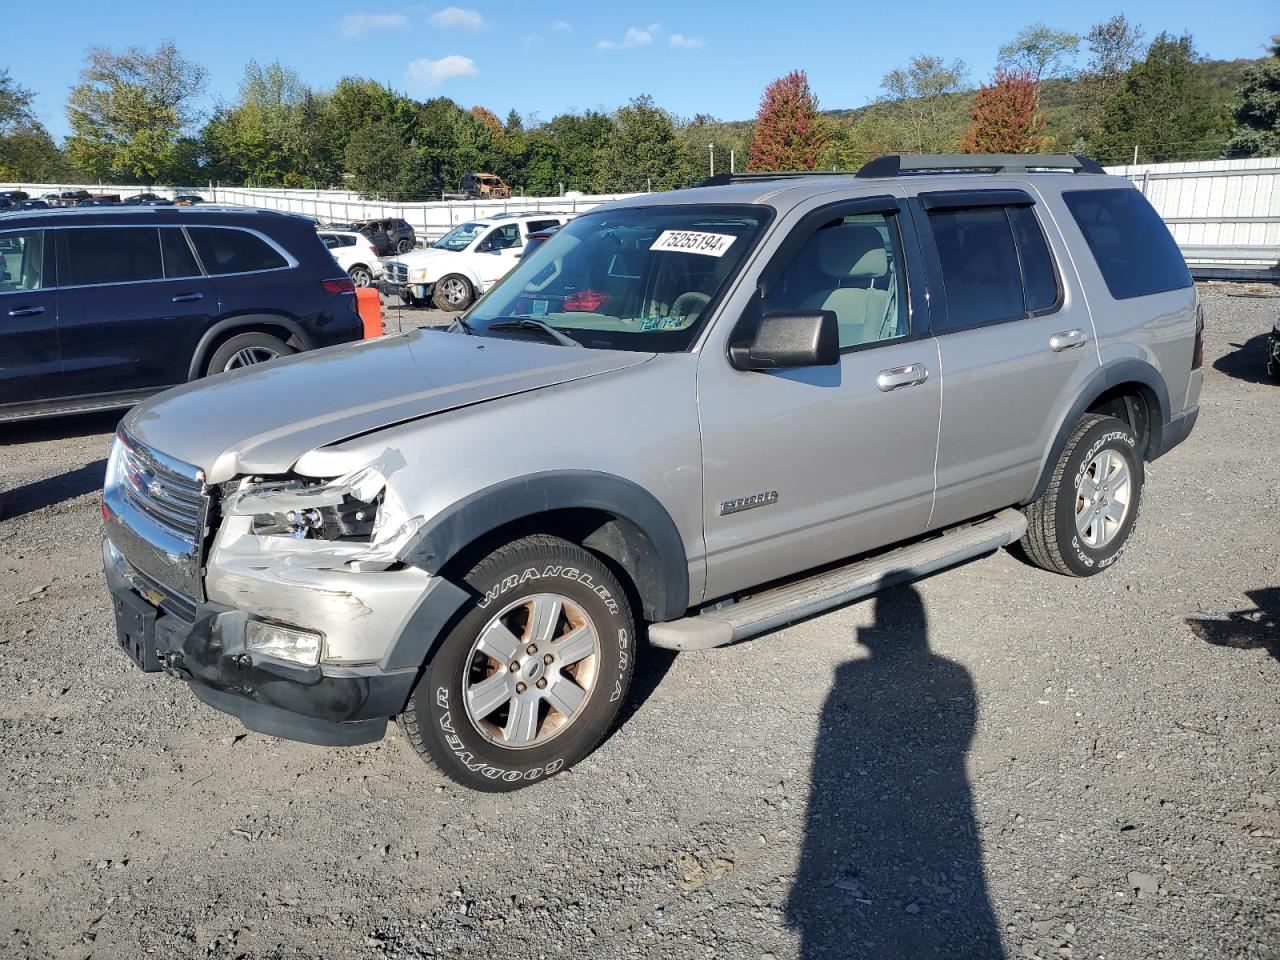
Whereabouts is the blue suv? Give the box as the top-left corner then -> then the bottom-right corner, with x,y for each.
0,206 -> 362,422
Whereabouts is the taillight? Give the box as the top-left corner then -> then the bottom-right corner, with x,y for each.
563,289 -> 611,312
322,277 -> 355,295
1192,301 -> 1204,370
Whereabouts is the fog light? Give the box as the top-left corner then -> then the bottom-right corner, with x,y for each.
245,620 -> 322,667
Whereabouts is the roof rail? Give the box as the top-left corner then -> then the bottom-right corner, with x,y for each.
694,170 -> 856,189
855,154 -> 1105,178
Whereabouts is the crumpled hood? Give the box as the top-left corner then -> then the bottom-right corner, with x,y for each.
124,329 -> 652,482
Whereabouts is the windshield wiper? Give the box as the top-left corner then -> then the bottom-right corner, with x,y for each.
485,317 -> 582,348
453,315 -> 478,336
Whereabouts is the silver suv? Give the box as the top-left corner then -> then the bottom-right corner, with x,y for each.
102,154 -> 1202,791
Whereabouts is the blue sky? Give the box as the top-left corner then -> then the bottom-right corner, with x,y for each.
9,0 -> 1277,142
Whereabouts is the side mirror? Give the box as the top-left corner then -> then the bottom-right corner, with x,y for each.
729,310 -> 840,370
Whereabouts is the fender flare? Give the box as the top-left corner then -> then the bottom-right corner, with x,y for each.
1027,358 -> 1171,504
393,467 -> 689,634
189,314 -> 313,380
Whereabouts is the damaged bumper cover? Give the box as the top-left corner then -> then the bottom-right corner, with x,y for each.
105,539 -> 419,745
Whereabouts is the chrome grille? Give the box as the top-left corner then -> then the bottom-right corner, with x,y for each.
386,261 -> 409,284
118,436 -> 205,543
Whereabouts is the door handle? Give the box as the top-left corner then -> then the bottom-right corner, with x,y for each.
876,363 -> 929,392
7,305 -> 44,317
1049,329 -> 1087,352
172,292 -> 204,303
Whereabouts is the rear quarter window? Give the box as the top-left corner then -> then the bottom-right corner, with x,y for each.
1062,188 -> 1191,300
188,227 -> 289,275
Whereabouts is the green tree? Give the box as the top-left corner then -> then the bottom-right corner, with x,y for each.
0,69 -> 72,181
1227,34 -> 1280,157
343,120 -> 412,197
1072,15 -> 1146,148
880,55 -> 970,153
1095,33 -> 1232,163
65,41 -> 207,182
997,24 -> 1080,82
596,96 -> 696,192
545,111 -> 615,191
747,70 -> 829,172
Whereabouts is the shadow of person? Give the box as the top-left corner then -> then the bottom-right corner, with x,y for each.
1186,587 -> 1279,662
1211,333 -> 1274,385
787,582 -> 1004,959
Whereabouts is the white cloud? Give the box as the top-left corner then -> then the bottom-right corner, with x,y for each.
404,54 -> 478,89
429,6 -> 486,30
597,24 -> 659,51
669,33 -> 703,49
340,12 -> 409,38
549,19 -> 572,33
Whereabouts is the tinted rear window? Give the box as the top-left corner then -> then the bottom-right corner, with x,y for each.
160,228 -> 201,278
189,227 -> 289,275
1008,206 -> 1059,313
928,206 -> 1024,328
62,227 -> 163,286
1062,188 -> 1191,300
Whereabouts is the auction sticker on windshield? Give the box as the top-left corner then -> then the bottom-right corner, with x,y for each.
649,230 -> 737,257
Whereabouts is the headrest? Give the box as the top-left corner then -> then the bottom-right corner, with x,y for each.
816,224 -> 888,279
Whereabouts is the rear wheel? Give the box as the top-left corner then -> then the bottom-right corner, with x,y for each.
348,265 -> 373,288
1023,414 -> 1143,577
400,535 -> 636,791
432,274 -> 474,311
396,238 -> 415,254
205,332 -> 295,376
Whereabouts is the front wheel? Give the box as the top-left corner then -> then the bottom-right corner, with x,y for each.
400,535 -> 636,791
1022,414 -> 1144,577
432,273 -> 474,311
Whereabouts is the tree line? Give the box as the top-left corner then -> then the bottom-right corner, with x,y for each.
0,20 -> 1275,199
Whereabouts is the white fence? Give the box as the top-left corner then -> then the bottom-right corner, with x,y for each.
6,157 -> 1280,276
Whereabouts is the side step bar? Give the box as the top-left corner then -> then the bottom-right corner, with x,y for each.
649,508 -> 1027,651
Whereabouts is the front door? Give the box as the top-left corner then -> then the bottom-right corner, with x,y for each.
0,228 -> 61,407
476,223 -> 524,290
697,196 -> 941,602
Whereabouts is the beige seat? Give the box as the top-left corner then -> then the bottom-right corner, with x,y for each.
801,225 -> 892,346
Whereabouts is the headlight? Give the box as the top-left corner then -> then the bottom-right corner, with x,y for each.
221,460 -> 394,542
411,268 -> 430,282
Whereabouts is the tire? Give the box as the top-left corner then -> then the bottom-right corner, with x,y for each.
401,535 -> 637,792
432,274 -> 474,311
1268,355 -> 1280,383
1023,414 -> 1144,577
348,265 -> 373,288
205,332 -> 295,376
396,238 -> 415,254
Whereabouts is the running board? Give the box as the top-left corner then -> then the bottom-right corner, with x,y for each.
649,508 -> 1027,651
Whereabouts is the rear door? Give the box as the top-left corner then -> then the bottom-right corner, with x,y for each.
0,228 -> 61,407
56,225 -> 220,396
909,187 -> 1100,529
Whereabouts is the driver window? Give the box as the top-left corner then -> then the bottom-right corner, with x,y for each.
490,224 -> 521,250
763,212 -> 907,349
0,230 -> 46,292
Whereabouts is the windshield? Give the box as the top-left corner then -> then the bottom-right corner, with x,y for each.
464,205 -> 769,352
435,222 -> 485,252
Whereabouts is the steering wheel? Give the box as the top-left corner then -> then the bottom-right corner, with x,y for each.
670,291 -> 711,321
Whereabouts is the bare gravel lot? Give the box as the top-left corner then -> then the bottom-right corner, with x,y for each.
1,284 -> 1277,960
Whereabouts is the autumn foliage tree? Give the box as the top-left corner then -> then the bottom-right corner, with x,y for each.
960,67 -> 1047,154
748,70 -> 828,171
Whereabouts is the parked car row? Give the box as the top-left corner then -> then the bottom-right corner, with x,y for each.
0,189 -> 207,210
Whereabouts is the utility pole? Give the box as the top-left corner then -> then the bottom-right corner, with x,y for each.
709,143 -> 715,177
730,149 -> 735,174
1132,144 -> 1139,165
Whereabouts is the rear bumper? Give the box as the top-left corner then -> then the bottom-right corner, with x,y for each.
103,539 -> 415,746
1151,405 -> 1199,460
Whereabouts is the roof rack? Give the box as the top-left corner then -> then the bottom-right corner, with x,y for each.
694,170 -> 856,189
855,154 -> 1105,178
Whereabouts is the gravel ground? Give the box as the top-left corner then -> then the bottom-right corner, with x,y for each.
1,283 -> 1277,960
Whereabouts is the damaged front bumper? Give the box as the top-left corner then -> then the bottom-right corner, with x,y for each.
104,539 -> 421,745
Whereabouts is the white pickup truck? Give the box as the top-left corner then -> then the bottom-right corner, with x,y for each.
381,212 -> 569,310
